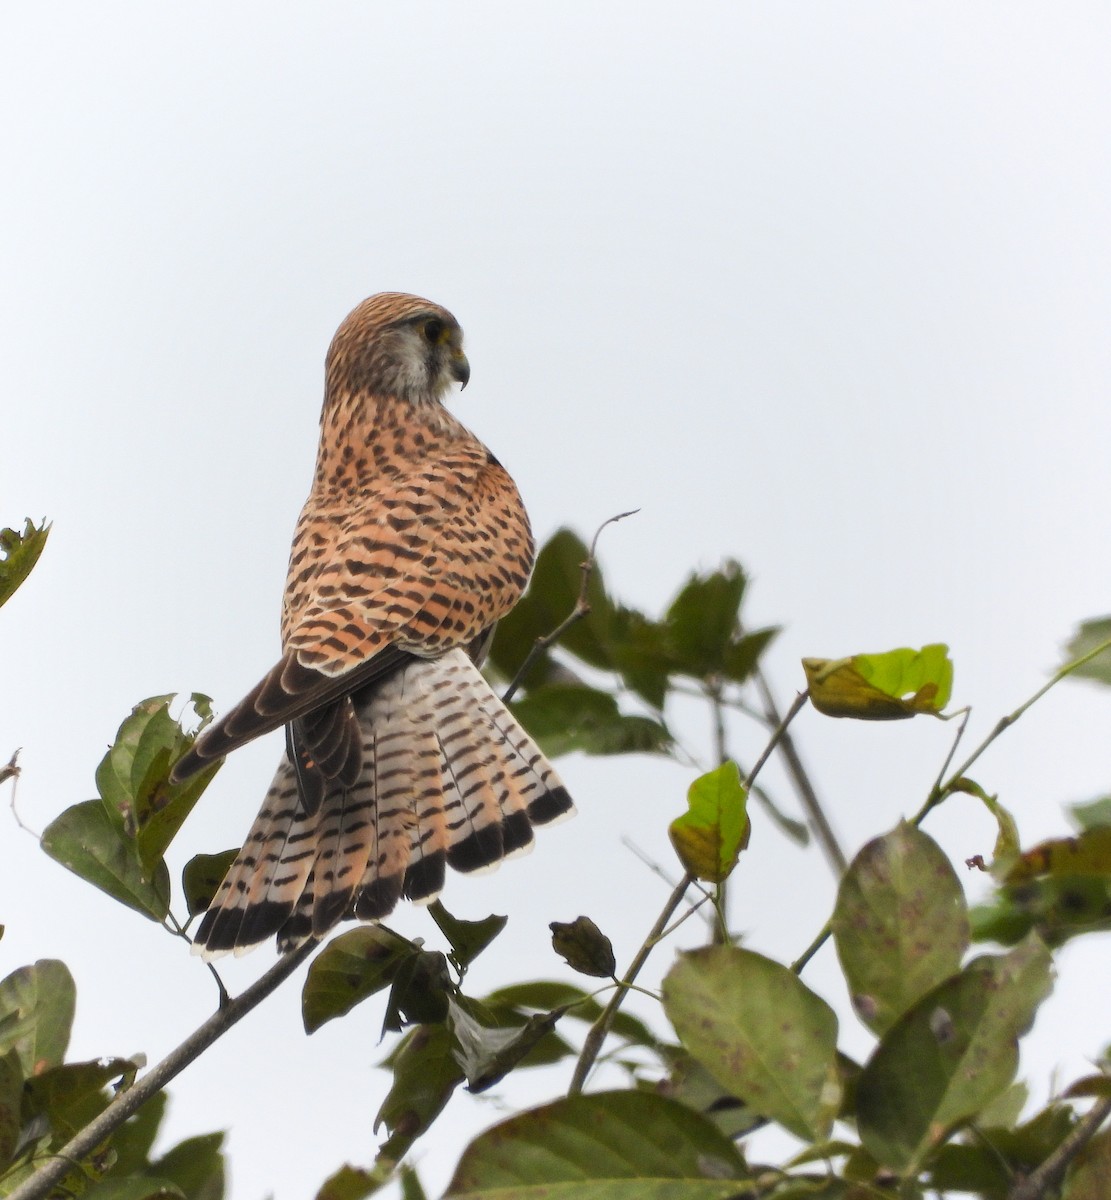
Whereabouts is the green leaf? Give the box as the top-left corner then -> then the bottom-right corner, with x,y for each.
1070,795 -> 1111,831
970,874 -> 1111,948
857,934 -> 1054,1172
398,1165 -> 428,1200
1061,616 -> 1111,687
721,626 -> 778,685
95,694 -> 218,869
105,1094 -> 168,1176
489,529 -> 617,683
182,850 -> 238,917
607,607 -> 675,709
427,902 -> 507,972
0,959 -> 75,1075
41,799 -> 171,922
1065,1127 -> 1111,1198
375,1024 -> 463,1163
663,561 -> 747,679
656,1049 -> 761,1141
0,1050 -> 22,1171
149,1132 -> 226,1200
662,945 -> 841,1141
509,685 -> 671,758
381,950 -> 451,1034
804,644 -> 953,719
668,761 -> 749,883
315,1163 -> 394,1200
924,1144 -> 1012,1196
24,1058 -> 139,1143
444,1091 -> 748,1196
0,518 -> 50,609
302,926 -> 418,1034
831,822 -> 969,1034
549,916 -> 616,978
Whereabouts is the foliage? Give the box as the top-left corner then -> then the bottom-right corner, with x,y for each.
6,521 -> 1111,1198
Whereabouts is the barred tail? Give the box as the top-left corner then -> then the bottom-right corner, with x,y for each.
193,650 -> 573,957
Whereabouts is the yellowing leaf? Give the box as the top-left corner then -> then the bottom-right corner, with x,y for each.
804,644 -> 953,720
669,761 -> 749,882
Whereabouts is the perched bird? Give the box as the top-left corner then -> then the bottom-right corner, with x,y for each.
173,293 -> 573,956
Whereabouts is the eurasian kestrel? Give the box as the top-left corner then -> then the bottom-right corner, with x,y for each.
173,293 -> 573,955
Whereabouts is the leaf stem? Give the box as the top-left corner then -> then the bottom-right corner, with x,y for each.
7,939 -> 319,1200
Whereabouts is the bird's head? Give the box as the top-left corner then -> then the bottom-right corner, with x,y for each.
325,292 -> 470,408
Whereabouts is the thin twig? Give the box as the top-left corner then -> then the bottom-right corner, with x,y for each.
501,509 -> 639,704
568,692 -> 809,1093
8,939 -> 319,1200
568,873 -> 692,1095
3,748 -> 39,838
911,634 -> 1111,826
709,682 -> 730,945
1008,1094 -> 1111,1200
753,669 -> 847,877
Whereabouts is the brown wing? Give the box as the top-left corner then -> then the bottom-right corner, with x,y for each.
170,645 -> 412,785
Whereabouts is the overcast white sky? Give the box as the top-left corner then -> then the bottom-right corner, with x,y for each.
3,4 -> 1111,1197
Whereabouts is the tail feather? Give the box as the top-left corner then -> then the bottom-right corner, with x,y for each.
193,649 -> 575,958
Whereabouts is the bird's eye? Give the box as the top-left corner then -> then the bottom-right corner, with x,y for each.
423,318 -> 444,344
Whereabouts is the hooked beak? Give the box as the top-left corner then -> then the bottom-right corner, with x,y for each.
451,351 -> 470,389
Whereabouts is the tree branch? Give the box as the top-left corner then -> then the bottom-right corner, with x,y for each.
501,509 -> 638,704
1008,1094 -> 1111,1200
8,939 -> 319,1200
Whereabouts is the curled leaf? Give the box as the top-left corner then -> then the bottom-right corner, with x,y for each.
804,644 -> 953,720
549,916 -> 616,978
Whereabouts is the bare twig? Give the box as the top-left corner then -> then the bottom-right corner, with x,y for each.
911,634 -> 1111,827
1008,1094 -> 1111,1200
3,748 -> 39,837
753,669 -> 847,877
8,939 -> 319,1200
501,509 -> 638,704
